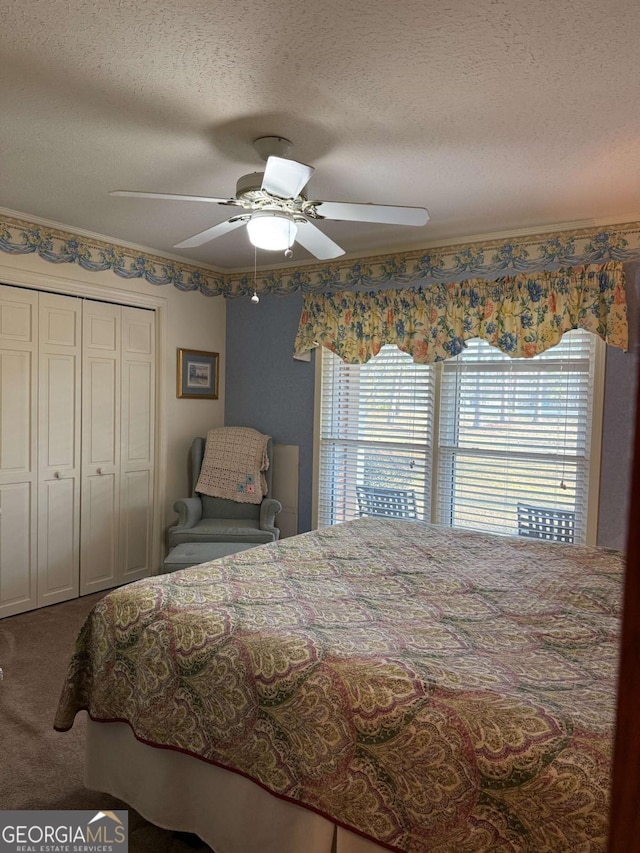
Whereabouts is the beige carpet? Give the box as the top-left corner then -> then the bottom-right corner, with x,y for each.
0,592 -> 210,852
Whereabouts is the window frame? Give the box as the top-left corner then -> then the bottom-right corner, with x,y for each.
312,334 -> 606,545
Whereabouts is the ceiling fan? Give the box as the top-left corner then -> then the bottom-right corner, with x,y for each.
110,136 -> 430,260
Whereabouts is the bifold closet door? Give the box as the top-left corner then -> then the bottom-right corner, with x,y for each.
0,285 -> 38,618
80,300 -> 121,595
37,292 -> 81,607
119,306 -> 155,584
80,301 -> 155,593
0,289 -> 155,615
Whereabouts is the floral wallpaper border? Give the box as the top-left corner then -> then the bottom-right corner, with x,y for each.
2,210 -> 640,298
0,213 -> 229,296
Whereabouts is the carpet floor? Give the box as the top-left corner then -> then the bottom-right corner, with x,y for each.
0,592 -> 210,852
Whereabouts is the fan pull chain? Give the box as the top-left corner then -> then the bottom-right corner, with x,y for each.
284,219 -> 294,259
251,246 -> 259,304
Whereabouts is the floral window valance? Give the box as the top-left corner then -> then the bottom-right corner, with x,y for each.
294,261 -> 628,363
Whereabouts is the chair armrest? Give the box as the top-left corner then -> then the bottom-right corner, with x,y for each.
171,498 -> 203,530
260,498 -> 282,539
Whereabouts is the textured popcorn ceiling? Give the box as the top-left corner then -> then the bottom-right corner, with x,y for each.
1,0 -> 639,270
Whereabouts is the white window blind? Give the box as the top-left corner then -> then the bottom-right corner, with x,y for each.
318,330 -> 602,544
317,346 -> 435,527
436,330 -> 599,542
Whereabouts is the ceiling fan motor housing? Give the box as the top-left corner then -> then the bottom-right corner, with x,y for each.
236,172 -> 265,200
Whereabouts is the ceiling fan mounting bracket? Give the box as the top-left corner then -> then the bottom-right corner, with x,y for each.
253,136 -> 293,161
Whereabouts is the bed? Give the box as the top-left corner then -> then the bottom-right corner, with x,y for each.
54,518 -> 623,852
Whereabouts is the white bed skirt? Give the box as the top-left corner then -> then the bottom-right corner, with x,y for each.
86,719 -> 385,853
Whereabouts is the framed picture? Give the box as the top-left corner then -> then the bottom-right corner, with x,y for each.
177,348 -> 219,399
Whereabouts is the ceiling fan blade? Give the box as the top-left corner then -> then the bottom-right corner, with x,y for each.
261,157 -> 314,199
174,217 -> 247,249
110,190 -> 232,204
313,200 -> 429,226
294,219 -> 345,260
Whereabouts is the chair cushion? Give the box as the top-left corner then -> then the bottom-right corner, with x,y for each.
170,518 -> 275,545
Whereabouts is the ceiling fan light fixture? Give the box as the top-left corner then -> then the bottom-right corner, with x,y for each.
114,139 -> 429,259
247,211 -> 297,251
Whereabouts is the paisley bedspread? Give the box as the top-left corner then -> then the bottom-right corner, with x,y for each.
54,519 -> 623,852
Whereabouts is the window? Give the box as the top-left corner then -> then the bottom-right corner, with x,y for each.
316,330 -> 604,544
317,345 -> 434,527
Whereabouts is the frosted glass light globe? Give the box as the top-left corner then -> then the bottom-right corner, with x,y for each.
247,211 -> 297,251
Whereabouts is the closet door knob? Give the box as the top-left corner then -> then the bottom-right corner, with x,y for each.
54,471 -> 62,479
97,467 -> 104,475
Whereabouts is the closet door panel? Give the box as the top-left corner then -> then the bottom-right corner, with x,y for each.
0,482 -> 33,606
80,300 -> 121,595
125,362 -> 153,461
0,295 -> 33,342
41,299 -> 79,348
86,312 -> 118,351
86,359 -> 118,464
121,470 -> 153,575
0,285 -> 37,617
39,477 -> 77,594
37,292 -> 81,607
0,352 -> 33,473
120,307 -> 155,583
82,473 -> 119,586
43,356 -> 76,464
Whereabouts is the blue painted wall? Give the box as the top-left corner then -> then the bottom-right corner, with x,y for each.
225,293 -> 315,532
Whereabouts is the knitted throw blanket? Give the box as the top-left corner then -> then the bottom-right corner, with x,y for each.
195,427 -> 269,504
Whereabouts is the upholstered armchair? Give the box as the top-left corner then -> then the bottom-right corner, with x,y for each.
168,436 -> 282,548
